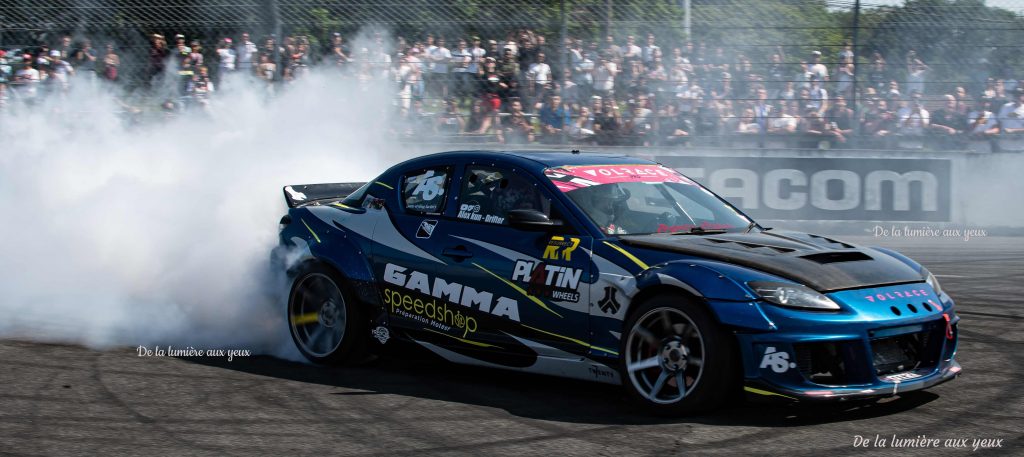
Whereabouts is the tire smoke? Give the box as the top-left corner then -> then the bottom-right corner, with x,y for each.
0,52 -> 401,359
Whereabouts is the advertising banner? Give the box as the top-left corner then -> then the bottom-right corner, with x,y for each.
655,156 -> 952,222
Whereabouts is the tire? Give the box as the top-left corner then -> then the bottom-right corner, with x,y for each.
287,262 -> 368,365
620,293 -> 738,415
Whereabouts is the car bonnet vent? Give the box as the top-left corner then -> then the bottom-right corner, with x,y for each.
703,238 -> 796,253
808,234 -> 855,249
801,251 -> 873,264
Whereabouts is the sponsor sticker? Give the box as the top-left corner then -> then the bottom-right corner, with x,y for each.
383,263 -> 520,324
864,288 -> 930,302
455,202 -> 504,224
543,236 -> 581,261
416,220 -> 437,239
589,364 -> 617,380
656,221 -> 735,233
545,164 -> 695,193
285,186 -> 307,202
372,326 -> 390,344
596,286 -> 622,314
510,260 -> 582,303
881,371 -> 922,382
759,346 -> 797,373
411,170 -> 445,201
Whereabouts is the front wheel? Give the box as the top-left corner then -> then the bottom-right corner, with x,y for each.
621,294 -> 738,415
288,263 -> 367,365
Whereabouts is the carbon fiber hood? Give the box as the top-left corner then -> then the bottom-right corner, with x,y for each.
619,231 -> 925,292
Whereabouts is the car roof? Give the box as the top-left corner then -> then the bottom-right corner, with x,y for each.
407,150 -> 657,170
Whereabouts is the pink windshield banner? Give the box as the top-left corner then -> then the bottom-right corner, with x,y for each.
545,164 -> 695,192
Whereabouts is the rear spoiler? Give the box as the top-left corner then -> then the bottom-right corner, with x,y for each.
283,182 -> 366,208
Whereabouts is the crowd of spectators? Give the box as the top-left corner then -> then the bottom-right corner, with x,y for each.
0,36 -> 121,109
2,29 -> 1023,149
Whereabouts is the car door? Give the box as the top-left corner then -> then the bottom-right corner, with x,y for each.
429,164 -> 594,359
369,164 -> 463,344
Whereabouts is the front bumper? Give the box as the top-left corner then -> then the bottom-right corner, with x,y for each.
732,283 -> 961,402
744,360 -> 961,402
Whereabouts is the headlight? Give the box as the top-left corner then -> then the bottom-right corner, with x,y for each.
748,281 -> 840,311
923,269 -> 943,295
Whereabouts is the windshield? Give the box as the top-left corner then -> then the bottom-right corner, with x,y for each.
545,164 -> 753,235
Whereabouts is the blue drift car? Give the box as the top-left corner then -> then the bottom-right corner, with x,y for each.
274,151 -> 960,414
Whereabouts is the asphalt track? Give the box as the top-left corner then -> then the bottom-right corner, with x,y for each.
2,236 -> 1022,456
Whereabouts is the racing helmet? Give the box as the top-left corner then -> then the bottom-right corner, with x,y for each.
574,184 -> 631,232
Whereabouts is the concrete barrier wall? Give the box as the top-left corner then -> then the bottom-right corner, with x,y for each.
399,143 -> 1024,230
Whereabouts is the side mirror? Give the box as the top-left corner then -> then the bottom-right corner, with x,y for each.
507,209 -> 563,230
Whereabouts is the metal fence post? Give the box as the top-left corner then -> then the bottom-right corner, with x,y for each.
266,0 -> 281,82
683,0 -> 691,41
851,0 -> 861,148
561,0 -> 569,145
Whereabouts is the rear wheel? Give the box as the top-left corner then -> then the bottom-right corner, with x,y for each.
288,263 -> 367,365
621,294 -> 737,415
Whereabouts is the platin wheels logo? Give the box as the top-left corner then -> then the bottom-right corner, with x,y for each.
759,346 -> 797,373
543,236 -> 581,261
416,220 -> 438,239
372,326 -> 390,344
510,260 -> 582,302
597,287 -> 621,314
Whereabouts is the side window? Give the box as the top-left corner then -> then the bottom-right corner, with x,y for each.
401,167 -> 450,215
457,166 -> 551,225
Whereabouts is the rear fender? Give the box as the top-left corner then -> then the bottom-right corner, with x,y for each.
279,207 -> 379,307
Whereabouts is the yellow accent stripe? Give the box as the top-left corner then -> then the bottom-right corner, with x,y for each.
300,218 -> 321,243
744,386 -> 797,400
521,324 -> 619,356
331,202 -> 354,210
291,312 -> 319,326
374,181 -> 394,190
423,328 -> 503,349
472,262 -> 563,318
603,241 -> 650,270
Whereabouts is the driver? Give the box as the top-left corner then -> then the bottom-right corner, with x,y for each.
495,176 -> 541,213
474,171 -> 541,218
581,184 -> 631,234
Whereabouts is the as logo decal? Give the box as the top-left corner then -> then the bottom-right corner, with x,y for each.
543,236 -> 580,261
372,326 -> 390,344
416,220 -> 437,239
411,170 -> 445,201
759,346 -> 797,373
597,287 -> 621,314
511,260 -> 582,302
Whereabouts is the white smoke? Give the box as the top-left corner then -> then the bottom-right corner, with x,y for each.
0,43 -> 407,358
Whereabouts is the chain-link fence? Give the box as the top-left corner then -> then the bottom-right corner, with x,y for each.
2,0 -> 1023,149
